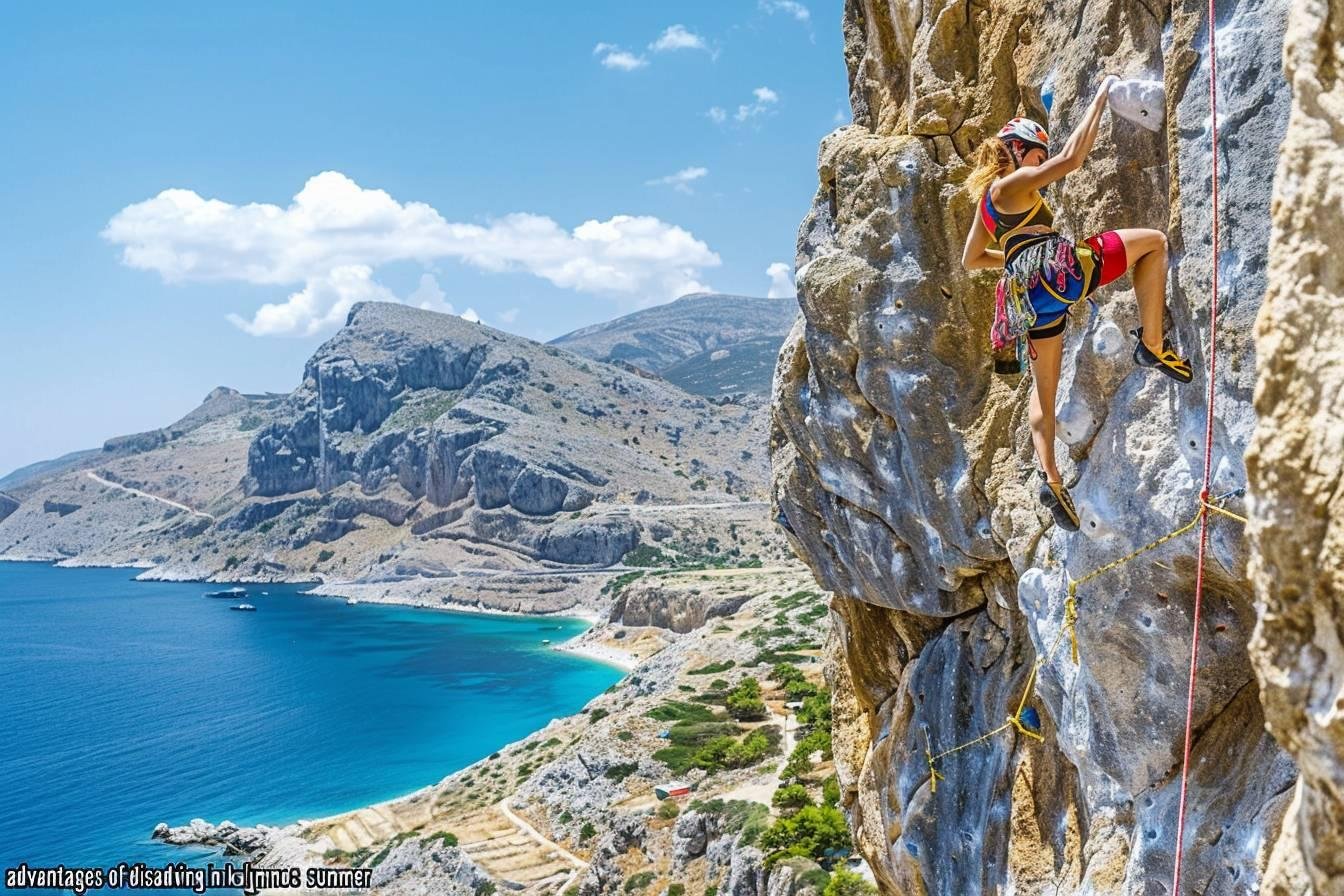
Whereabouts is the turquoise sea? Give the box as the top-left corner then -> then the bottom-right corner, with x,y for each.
0,562 -> 622,890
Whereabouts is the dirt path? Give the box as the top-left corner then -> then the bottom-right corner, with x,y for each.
715,707 -> 795,806
496,797 -> 588,893
86,471 -> 216,521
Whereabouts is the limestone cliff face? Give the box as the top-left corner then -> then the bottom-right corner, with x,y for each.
770,1 -> 1318,893
1247,1 -> 1344,893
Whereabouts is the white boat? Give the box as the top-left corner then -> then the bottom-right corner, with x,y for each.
205,587 -> 246,599
541,638 -> 551,644
346,598 -> 359,606
230,603 -> 257,612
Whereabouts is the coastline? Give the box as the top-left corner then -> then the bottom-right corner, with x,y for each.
548,639 -> 639,672
1,559 -> 638,673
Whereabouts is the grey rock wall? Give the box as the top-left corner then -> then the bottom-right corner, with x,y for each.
770,1 -> 1312,892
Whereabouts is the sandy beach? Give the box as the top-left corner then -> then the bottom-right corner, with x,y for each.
549,639 -> 639,672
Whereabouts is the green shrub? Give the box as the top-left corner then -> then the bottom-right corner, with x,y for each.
579,821 -> 597,844
647,701 -> 717,723
623,871 -> 657,892
797,692 -> 833,729
667,885 -> 686,896
622,544 -> 672,567
759,805 -> 852,867
726,678 -> 767,721
687,660 -> 735,675
617,730 -> 634,742
424,831 -> 458,848
771,663 -> 807,685
317,549 -> 335,562
773,783 -> 813,812
589,708 -> 610,724
785,679 -> 818,701
657,799 -> 681,819
823,867 -> 876,896
605,762 -> 639,782
822,775 -> 841,807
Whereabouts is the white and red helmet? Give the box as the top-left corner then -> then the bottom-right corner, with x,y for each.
997,117 -> 1050,153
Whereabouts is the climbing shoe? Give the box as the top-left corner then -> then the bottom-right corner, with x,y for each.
1038,471 -> 1081,531
1132,327 -> 1193,383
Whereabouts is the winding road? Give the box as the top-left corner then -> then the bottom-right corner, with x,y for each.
85,471 -> 216,521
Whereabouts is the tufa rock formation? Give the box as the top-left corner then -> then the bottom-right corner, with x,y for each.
769,0 -> 1338,893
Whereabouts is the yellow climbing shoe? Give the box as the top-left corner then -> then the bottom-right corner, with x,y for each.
1038,472 -> 1081,531
1132,327 -> 1193,383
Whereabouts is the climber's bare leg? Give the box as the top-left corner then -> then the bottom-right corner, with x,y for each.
1112,228 -> 1168,353
1028,331 -> 1064,483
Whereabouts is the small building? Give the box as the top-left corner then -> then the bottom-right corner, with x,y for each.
655,781 -> 692,800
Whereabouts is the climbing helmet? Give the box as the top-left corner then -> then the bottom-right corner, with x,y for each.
997,117 -> 1050,154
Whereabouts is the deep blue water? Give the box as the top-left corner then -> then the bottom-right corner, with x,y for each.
0,562 -> 621,888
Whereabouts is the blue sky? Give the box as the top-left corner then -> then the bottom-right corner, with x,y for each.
0,2 -> 845,477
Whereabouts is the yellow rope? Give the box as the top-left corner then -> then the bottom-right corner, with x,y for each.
1202,500 -> 1248,525
920,492 -> 1247,793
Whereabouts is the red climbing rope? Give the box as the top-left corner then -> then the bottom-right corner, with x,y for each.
1172,1 -> 1221,892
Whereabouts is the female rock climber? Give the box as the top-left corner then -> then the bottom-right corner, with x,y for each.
960,75 -> 1192,531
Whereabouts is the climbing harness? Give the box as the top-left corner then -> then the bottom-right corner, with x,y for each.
921,489 -> 1246,794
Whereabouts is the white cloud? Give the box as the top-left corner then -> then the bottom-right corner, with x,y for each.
735,86 -> 780,122
759,0 -> 810,21
104,171 -> 721,336
225,265 -> 396,337
766,262 -> 795,299
460,308 -> 481,323
649,24 -> 706,52
593,42 -> 647,70
410,272 -> 451,314
497,307 -> 520,325
707,106 -> 727,124
645,166 -> 709,194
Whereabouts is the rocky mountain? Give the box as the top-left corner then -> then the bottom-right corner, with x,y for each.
769,1 -> 1337,894
550,293 -> 798,395
0,302 -> 792,614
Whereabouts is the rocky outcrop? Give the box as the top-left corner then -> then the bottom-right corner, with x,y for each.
104,387 -> 277,457
0,492 -> 21,523
1,298 -> 783,610
42,500 -> 80,517
612,578 -> 756,633
771,1 -> 1308,893
151,819 -> 276,855
1247,1 -> 1344,893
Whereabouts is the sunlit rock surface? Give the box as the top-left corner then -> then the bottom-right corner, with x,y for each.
769,0 -> 1327,892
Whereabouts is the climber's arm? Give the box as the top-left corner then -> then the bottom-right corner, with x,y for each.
997,76 -> 1118,197
961,213 -> 1004,271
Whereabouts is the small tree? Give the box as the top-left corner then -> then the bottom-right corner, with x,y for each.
772,783 -> 813,813
823,867 -> 877,896
726,678 -> 767,721
759,805 -> 852,866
